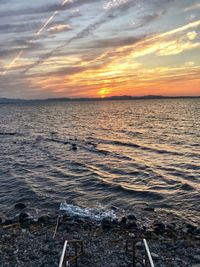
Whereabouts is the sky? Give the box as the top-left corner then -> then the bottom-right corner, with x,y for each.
0,0 -> 200,99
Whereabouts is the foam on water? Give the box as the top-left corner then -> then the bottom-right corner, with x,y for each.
60,202 -> 117,221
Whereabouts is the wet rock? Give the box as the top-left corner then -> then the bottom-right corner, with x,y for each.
136,241 -> 143,248
193,255 -> 200,263
111,206 -> 118,211
186,223 -> 197,234
144,207 -> 155,212
120,217 -> 127,225
14,203 -> 26,210
20,218 -> 34,228
127,214 -> 137,221
0,217 -> 2,224
72,144 -> 77,150
151,252 -> 159,259
112,219 -> 119,226
154,222 -> 166,234
101,218 -> 113,230
19,213 -> 29,222
38,215 -> 52,224
3,219 -> 13,225
126,221 -> 138,230
192,265 -> 200,267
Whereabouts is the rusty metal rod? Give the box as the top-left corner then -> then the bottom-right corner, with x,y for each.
53,215 -> 60,239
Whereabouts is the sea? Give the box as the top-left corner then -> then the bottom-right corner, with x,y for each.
0,99 -> 199,222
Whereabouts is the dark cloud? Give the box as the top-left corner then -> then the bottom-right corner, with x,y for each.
88,35 -> 147,49
0,22 -> 41,34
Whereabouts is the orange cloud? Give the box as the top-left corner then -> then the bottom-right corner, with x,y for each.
48,24 -> 72,34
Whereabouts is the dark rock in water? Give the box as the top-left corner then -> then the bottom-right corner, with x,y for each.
101,218 -> 113,230
145,230 -> 155,239
144,207 -> 155,212
120,217 -> 127,226
186,223 -> 197,234
20,218 -> 33,228
3,219 -> 13,225
0,217 -> 2,224
181,183 -> 194,191
38,215 -> 52,224
127,214 -> 137,221
19,213 -> 29,222
72,144 -> 77,150
154,222 -> 166,234
111,206 -> 118,211
112,219 -> 119,226
14,203 -> 26,210
167,223 -> 176,230
194,228 -> 200,236
127,221 -> 138,230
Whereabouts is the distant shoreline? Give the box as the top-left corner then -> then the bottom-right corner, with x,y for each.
0,95 -> 200,104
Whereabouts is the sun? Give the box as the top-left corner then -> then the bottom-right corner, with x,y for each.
98,88 -> 110,98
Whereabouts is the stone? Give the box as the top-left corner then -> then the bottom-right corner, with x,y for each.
144,207 -> 155,212
136,241 -> 143,248
192,265 -> 200,267
3,219 -> 13,225
0,217 -> 2,224
194,228 -> 200,236
127,214 -> 137,220
101,218 -> 113,230
111,206 -> 118,211
126,221 -> 138,230
154,222 -> 166,234
151,252 -> 159,259
112,219 -> 119,226
193,255 -> 200,263
19,212 -> 29,222
38,215 -> 51,224
14,203 -> 26,210
72,144 -> 77,150
186,223 -> 197,234
120,217 -> 127,225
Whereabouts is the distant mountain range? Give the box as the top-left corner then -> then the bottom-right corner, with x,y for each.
0,95 -> 199,104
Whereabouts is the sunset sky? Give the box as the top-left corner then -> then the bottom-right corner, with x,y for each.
0,0 -> 200,99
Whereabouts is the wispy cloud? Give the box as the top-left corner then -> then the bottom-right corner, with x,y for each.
48,24 -> 72,34
184,3 -> 200,12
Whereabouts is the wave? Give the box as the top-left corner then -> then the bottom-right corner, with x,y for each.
59,202 -> 116,221
0,132 -> 18,136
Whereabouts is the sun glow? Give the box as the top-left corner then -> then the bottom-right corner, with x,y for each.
98,88 -> 110,98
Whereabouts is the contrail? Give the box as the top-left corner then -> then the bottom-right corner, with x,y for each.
1,0 -> 69,76
2,50 -> 23,76
35,11 -> 58,36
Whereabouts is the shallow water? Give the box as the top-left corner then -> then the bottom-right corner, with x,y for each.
0,99 -> 199,220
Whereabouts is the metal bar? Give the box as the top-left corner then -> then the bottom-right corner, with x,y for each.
59,240 -> 68,267
68,252 -> 83,263
53,215 -> 60,239
143,239 -> 155,267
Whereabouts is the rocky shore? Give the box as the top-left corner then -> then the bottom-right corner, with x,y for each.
0,203 -> 200,267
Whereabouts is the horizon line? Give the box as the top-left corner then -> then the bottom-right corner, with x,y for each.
0,95 -> 200,102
